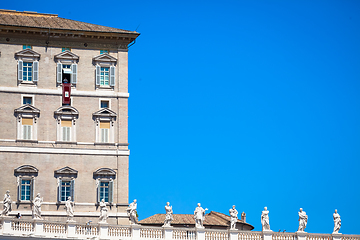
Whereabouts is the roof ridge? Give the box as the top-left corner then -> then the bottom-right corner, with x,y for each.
0,9 -> 58,17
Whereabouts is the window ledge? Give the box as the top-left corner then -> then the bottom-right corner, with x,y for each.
16,139 -> 38,143
19,82 -> 37,87
94,142 -> 116,146
96,86 -> 113,90
55,141 -> 77,144
17,200 -> 32,203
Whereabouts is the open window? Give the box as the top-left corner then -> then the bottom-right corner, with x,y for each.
54,106 -> 79,142
15,49 -> 40,85
54,51 -> 79,85
94,168 -> 116,203
93,53 -> 117,89
14,104 -> 40,141
55,166 -> 78,202
14,165 -> 38,202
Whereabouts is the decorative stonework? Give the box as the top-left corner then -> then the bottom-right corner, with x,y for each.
194,203 -> 208,228
54,51 -> 79,62
14,104 -> 40,123
15,49 -> 41,60
229,205 -> 238,230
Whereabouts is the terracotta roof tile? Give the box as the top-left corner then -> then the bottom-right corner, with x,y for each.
0,9 -> 138,34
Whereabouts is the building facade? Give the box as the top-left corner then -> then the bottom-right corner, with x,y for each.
0,9 -> 139,224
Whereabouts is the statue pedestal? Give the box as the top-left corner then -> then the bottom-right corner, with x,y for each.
296,230 -> 307,240
131,224 -> 141,239
332,232 -> 342,240
262,230 -> 273,240
229,229 -> 239,240
1,216 -> 13,235
33,219 -> 45,237
196,227 -> 205,240
163,226 -> 173,240
98,222 -> 109,238
66,221 -> 77,238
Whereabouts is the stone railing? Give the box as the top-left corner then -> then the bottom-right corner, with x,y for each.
0,217 -> 359,240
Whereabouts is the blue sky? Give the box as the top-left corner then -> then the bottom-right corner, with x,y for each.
5,0 -> 360,234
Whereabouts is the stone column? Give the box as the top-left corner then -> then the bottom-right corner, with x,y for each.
263,230 -> 273,240
163,226 -> 173,240
131,224 -> 141,240
99,222 -> 109,238
196,227 -> 206,240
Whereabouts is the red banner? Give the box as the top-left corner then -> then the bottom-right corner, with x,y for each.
62,83 -> 71,105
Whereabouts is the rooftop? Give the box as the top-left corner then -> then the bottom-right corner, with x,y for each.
0,9 -> 139,35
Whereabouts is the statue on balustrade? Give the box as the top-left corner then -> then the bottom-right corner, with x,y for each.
99,199 -> 108,223
194,203 -> 208,228
1,190 -> 12,216
163,202 -> 173,227
127,199 -> 138,224
298,208 -> 308,232
32,193 -> 43,219
229,205 -> 238,230
333,209 -> 341,233
261,207 -> 271,231
65,197 -> 75,222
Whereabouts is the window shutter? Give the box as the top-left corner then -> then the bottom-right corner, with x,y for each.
23,125 -> 31,140
70,179 -> 75,201
58,179 -> 62,202
18,60 -> 23,81
17,178 -> 21,201
109,180 -> 113,203
96,65 -> 100,86
28,125 -> 32,140
71,64 -> 77,84
57,63 -> 62,84
110,66 -> 115,86
97,180 -> 100,203
30,178 -> 34,201
33,61 -> 39,82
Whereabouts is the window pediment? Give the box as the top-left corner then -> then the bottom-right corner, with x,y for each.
14,165 -> 38,174
93,108 -> 117,118
55,51 -> 79,62
54,166 -> 78,178
94,168 -> 116,178
54,106 -> 79,118
15,104 -> 40,114
93,53 -> 117,64
15,49 -> 41,60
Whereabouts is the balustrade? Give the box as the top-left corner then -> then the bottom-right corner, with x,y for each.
109,225 -> 132,237
173,229 -> 197,240
75,223 -> 99,236
140,227 -> 164,238
43,222 -> 67,235
238,231 -> 263,240
11,219 -> 34,232
272,232 -> 296,240
205,229 -> 229,240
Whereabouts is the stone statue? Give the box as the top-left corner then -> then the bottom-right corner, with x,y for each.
65,197 -> 75,222
163,202 -> 173,227
298,208 -> 308,232
32,193 -> 43,219
99,199 -> 108,223
1,190 -> 12,216
127,199 -> 138,224
194,203 -> 208,228
229,205 -> 238,230
333,209 -> 341,233
261,207 -> 270,231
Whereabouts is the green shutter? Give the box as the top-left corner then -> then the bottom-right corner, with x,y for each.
109,180 -> 113,203
58,179 -> 62,202
70,179 -> 75,201
33,61 -> 39,82
110,66 -> 115,86
30,178 -> 34,201
18,60 -> 23,81
71,64 -> 77,84
97,180 -> 100,203
57,63 -> 62,83
96,65 -> 101,86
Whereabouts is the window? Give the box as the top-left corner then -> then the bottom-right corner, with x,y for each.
54,106 -> 79,142
93,53 -> 117,88
100,67 -> 109,86
23,97 -> 32,105
55,166 -> 77,202
100,49 -> 109,54
15,165 -> 38,202
15,49 -> 40,84
23,45 -> 32,49
62,47 -> 71,52
94,168 -> 115,203
54,51 -> 79,85
61,120 -> 72,141
100,122 -> 110,143
93,108 -> 117,143
15,105 -> 40,141
22,118 -> 32,140
100,100 -> 109,108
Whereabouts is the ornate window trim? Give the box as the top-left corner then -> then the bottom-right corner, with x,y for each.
14,165 -> 38,202
93,53 -> 117,89
54,51 -> 79,86
92,108 -> 117,143
15,49 -> 41,85
54,106 -> 79,142
94,168 -> 116,204
14,104 -> 40,141
55,166 -> 78,203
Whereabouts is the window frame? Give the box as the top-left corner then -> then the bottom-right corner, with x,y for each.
55,166 -> 78,203
93,53 -> 117,89
15,49 -> 40,85
14,105 -> 40,141
54,106 -> 79,143
54,51 -> 79,86
93,108 -> 117,144
15,165 -> 38,203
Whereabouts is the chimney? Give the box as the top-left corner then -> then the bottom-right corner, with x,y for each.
241,212 -> 246,222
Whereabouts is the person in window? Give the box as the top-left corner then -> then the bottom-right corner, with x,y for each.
63,77 -> 69,83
